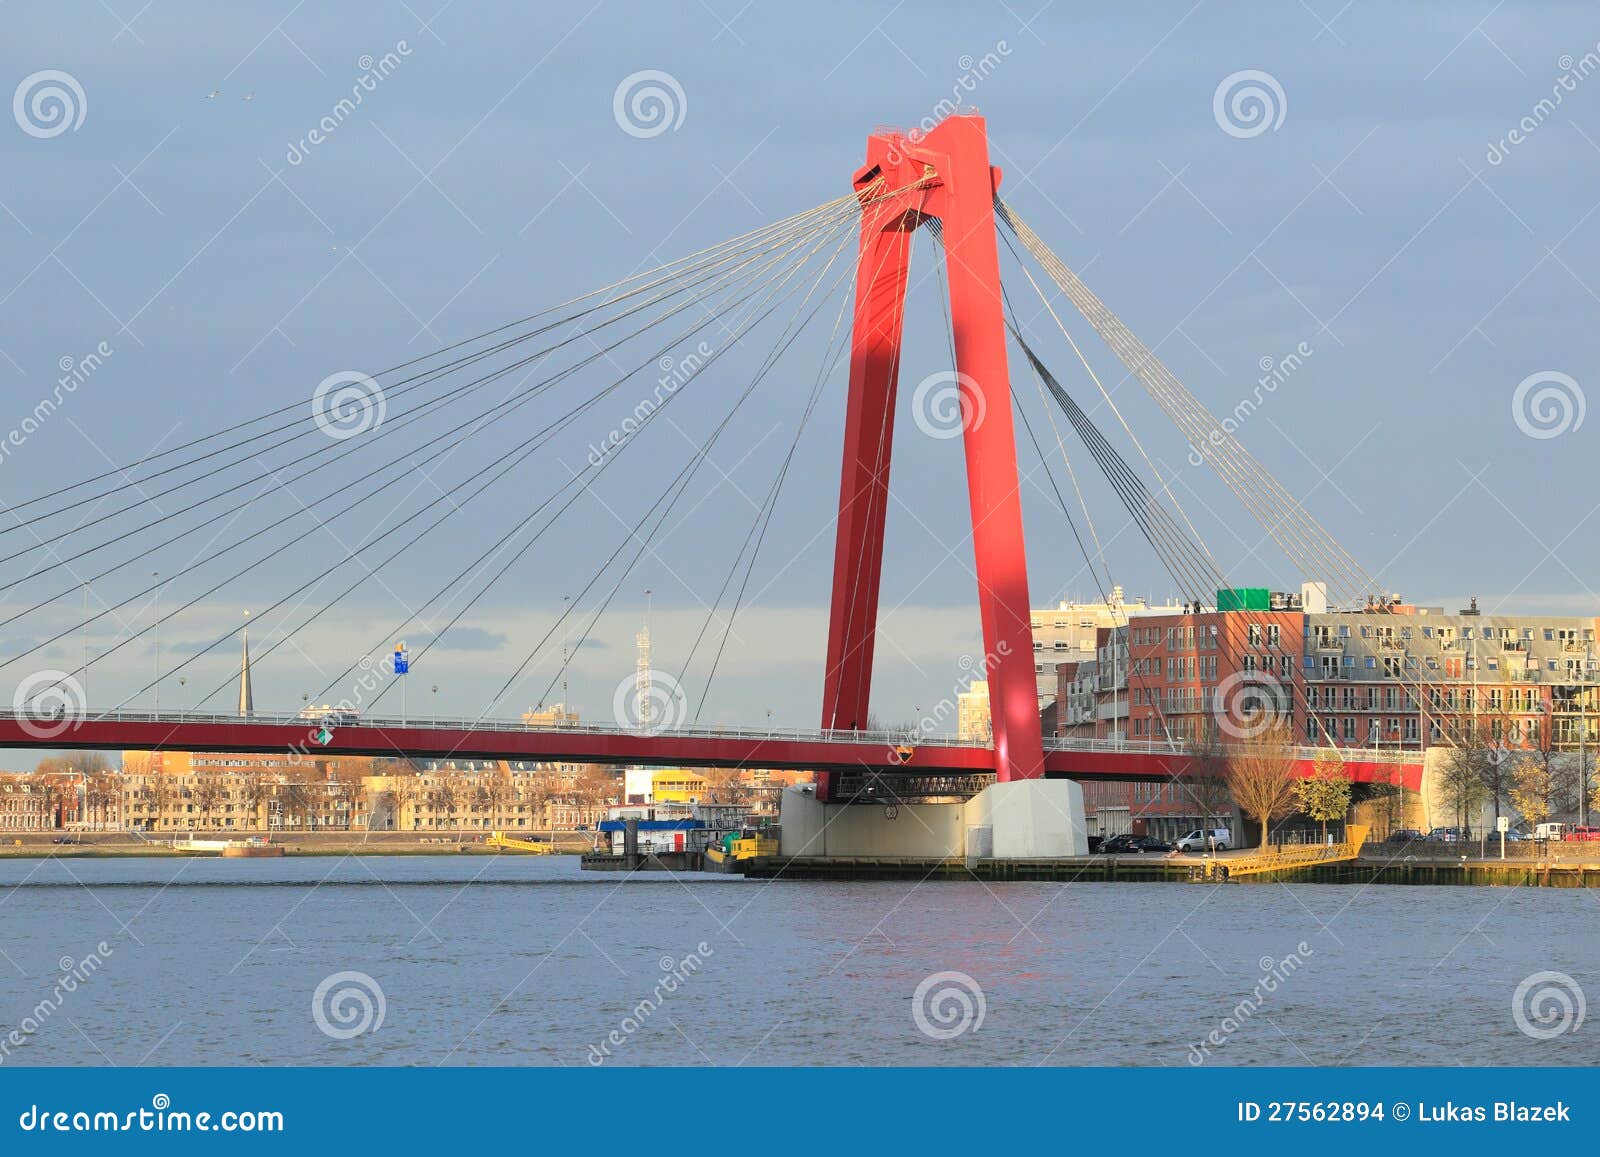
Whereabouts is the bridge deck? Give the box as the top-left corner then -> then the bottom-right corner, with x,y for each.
0,710 -> 1423,790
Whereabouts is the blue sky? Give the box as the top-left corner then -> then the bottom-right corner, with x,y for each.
2,0 -> 1600,739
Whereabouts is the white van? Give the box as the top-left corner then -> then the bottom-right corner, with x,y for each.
1535,822 -> 1571,842
1175,828 -> 1231,852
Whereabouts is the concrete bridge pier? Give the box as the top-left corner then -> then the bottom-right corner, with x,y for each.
778,780 -> 1087,861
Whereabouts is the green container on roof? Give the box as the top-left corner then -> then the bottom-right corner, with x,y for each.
1217,587 -> 1270,612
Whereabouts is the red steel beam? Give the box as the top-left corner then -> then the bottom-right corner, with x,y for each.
0,717 -> 1422,791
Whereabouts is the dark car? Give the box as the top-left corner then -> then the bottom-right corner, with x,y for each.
1388,829 -> 1425,843
1100,834 -> 1172,854
51,836 -> 78,845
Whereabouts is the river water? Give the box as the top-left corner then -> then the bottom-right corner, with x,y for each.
0,855 -> 1595,1067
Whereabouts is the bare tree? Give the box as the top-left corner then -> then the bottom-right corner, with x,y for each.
433,777 -> 467,838
1181,729 -> 1234,844
144,775 -> 173,832
280,781 -> 314,831
85,772 -> 120,830
1361,766 -> 1408,838
699,767 -> 751,806
239,776 -> 272,832
1225,722 -> 1300,850
576,766 -> 618,810
193,775 -> 225,832
1437,745 -> 1489,836
387,775 -> 420,832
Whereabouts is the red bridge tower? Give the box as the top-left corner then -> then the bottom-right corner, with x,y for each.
821,114 -> 1044,791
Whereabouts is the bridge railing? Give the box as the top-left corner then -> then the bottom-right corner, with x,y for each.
0,707 -> 993,750
0,708 -> 1424,763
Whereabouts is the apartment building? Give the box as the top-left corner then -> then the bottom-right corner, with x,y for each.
0,773 -> 59,830
1074,586 -> 1600,756
1302,601 -> 1598,752
957,680 -> 992,742
1028,588 -> 1186,707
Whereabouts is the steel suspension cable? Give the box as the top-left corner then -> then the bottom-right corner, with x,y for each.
515,219 -> 863,719
1,193 -> 869,527
315,210 -> 866,713
0,203 -> 864,580
998,201 -> 1374,606
14,218 -> 852,697
0,221 -> 834,653
688,246 -> 861,719
1001,201 -> 1481,752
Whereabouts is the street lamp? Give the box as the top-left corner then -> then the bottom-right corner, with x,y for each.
1581,643 -> 1593,828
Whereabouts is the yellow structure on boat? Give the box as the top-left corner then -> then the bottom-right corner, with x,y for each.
703,833 -> 779,869
1205,824 -> 1369,880
486,831 -> 556,854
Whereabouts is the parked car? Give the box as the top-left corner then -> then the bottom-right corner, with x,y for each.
1388,829 -> 1425,843
1173,828 -> 1231,852
1535,822 -> 1571,842
1100,834 -> 1172,854
50,836 -> 78,845
1426,827 -> 1467,843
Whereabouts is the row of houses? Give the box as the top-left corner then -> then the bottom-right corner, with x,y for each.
0,752 -> 811,833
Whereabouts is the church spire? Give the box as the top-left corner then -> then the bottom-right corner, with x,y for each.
238,610 -> 254,716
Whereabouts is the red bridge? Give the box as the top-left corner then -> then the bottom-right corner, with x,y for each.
0,711 -> 1424,793
2,114 -> 1439,807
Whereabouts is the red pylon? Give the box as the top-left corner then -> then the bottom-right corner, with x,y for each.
821,115 -> 1044,791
